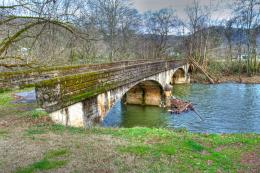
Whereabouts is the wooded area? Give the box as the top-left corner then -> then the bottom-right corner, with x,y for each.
0,0 -> 259,76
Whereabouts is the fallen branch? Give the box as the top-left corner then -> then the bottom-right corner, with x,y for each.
188,57 -> 215,84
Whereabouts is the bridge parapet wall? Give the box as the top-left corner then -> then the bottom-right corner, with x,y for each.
36,60 -> 186,113
0,60 -> 151,89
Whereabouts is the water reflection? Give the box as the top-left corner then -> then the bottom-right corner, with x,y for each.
103,103 -> 168,128
102,83 -> 260,134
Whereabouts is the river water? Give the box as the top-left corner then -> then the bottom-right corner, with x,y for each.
103,83 -> 260,134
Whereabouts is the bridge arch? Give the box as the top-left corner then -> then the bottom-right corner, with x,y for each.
95,79 -> 165,123
123,80 -> 164,106
172,68 -> 186,84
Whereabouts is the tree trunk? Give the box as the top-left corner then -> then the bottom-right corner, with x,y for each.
188,57 -> 215,84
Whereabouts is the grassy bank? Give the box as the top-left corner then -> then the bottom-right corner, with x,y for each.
0,89 -> 259,173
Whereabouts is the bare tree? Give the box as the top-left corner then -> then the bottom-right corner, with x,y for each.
233,0 -> 260,75
144,8 -> 179,59
184,0 -> 207,59
182,0 -> 223,69
88,0 -> 136,62
224,18 -> 236,61
117,8 -> 141,60
0,0 -> 91,70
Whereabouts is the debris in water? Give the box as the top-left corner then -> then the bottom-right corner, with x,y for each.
167,97 -> 193,114
167,96 -> 203,121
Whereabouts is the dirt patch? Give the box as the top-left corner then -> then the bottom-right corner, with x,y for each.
214,146 -> 225,152
0,115 -> 52,128
93,168 -> 114,173
144,137 -> 165,145
240,151 -> 260,173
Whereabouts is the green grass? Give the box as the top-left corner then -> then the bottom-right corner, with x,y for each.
186,140 -> 204,152
44,149 -> 69,159
24,124 -> 87,138
0,130 -> 9,138
0,91 -> 12,106
119,144 -> 176,156
0,87 -> 35,106
25,128 -> 47,136
22,125 -> 260,172
0,88 -> 259,172
16,149 -> 69,173
28,109 -> 47,119
93,127 -> 259,172
16,159 -> 67,173
119,145 -> 153,155
8,125 -> 260,172
0,88 -> 38,118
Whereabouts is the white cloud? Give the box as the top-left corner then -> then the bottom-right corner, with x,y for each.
132,0 -> 233,21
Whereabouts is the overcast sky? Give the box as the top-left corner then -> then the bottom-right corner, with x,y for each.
132,0 -> 233,20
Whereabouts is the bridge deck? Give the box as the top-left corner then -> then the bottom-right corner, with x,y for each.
0,60 -> 153,88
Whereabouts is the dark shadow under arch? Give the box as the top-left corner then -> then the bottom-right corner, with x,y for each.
188,64 -> 194,74
123,80 -> 164,106
172,68 -> 185,84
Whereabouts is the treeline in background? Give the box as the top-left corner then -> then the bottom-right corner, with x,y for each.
0,0 -> 259,76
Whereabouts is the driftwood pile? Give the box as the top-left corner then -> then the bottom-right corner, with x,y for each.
168,97 -> 203,121
168,97 -> 194,114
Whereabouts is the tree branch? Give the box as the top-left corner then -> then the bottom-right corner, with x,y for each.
0,4 -> 28,9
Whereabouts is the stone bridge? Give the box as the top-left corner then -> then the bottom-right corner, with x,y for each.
36,60 -> 191,127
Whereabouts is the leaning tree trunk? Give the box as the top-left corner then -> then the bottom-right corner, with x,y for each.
188,57 -> 215,84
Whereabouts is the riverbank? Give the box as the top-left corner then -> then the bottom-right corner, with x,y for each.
191,73 -> 260,84
1,89 -> 260,172
217,74 -> 260,84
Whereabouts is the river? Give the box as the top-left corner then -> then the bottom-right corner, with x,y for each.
102,83 -> 260,134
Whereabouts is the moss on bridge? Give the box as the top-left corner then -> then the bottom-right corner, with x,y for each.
0,60 -> 153,89
67,81 -> 120,104
0,64 -> 87,78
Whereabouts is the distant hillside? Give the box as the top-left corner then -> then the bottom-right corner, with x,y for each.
166,26 -> 260,55
197,26 -> 260,47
